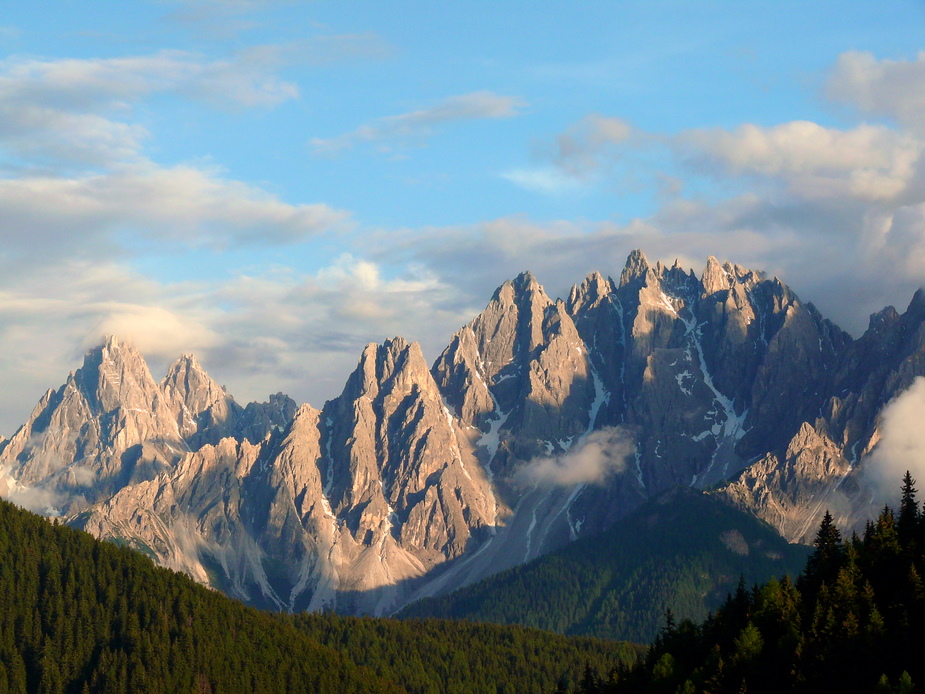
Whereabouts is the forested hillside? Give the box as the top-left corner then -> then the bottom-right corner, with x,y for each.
584,473 -> 925,694
292,615 -> 641,694
0,497 -> 638,693
399,490 -> 810,643
0,497 -> 400,694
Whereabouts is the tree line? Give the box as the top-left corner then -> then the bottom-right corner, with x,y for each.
576,472 -> 925,694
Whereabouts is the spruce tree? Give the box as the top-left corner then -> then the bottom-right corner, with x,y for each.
800,510 -> 843,594
898,471 -> 919,546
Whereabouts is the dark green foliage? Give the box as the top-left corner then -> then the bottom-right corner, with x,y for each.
0,498 -> 398,694
602,472 -> 925,694
290,614 -> 642,694
0,496 -> 640,693
399,490 -> 810,643
899,470 -> 918,547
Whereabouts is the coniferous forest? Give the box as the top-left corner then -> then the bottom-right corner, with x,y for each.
5,471 -> 925,693
578,472 -> 925,694
0,497 -> 638,693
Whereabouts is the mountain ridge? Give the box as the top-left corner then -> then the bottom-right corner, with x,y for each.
0,249 -> 922,617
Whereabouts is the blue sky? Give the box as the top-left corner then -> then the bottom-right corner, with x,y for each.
1,1 -> 924,432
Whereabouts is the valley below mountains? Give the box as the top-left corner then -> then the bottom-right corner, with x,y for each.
1,249 -> 923,621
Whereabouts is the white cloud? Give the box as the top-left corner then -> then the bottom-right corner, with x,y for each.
517,427 -> 633,487
202,255 -> 476,407
0,50 -> 300,166
3,484 -> 66,517
0,36 -> 388,168
8,48 -> 298,108
861,377 -> 925,505
680,121 -> 923,202
93,306 -> 222,360
0,164 -> 350,257
827,50 -> 925,132
311,91 -> 526,155
0,261 -> 220,397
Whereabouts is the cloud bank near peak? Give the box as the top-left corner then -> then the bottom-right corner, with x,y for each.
861,377 -> 925,506
517,427 -> 634,487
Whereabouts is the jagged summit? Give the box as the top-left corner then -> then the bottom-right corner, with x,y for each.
511,269 -> 540,289
345,336 -> 432,398
3,252 -> 925,618
868,305 -> 901,331
701,255 -> 730,295
567,271 -> 615,313
619,248 -> 653,288
0,337 -> 298,516
906,287 -> 925,321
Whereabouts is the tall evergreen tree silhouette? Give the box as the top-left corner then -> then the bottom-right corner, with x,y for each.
800,510 -> 843,594
898,471 -> 919,546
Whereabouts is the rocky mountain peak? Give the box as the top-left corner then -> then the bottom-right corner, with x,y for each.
162,351 -> 240,446
6,253 -> 925,618
162,353 -> 208,394
498,272 -> 552,326
348,337 -> 430,401
699,257 -> 766,298
236,392 -> 298,444
450,271 -> 554,383
77,336 -> 162,413
567,271 -> 615,314
511,269 -> 540,290
0,336 -> 185,510
700,255 -> 731,295
867,305 -> 900,332
619,249 -> 654,288
905,287 -> 925,323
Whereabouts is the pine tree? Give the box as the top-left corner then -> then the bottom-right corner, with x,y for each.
800,510 -> 843,594
898,471 -> 919,546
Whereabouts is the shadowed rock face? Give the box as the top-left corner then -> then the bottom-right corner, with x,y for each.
721,288 -> 925,542
2,250 -> 923,615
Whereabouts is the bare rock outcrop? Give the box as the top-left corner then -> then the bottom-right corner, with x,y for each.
3,249 -> 923,617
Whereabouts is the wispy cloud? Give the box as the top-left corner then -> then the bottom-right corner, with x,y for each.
0,164 -> 351,258
0,49 -> 301,169
503,114 -> 637,194
0,35 -> 389,168
0,49 -> 300,108
827,50 -> 925,132
548,114 -> 635,178
517,427 -> 634,487
311,91 -> 526,156
0,47 -> 355,258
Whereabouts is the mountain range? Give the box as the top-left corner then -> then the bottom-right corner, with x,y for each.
0,249 -> 922,619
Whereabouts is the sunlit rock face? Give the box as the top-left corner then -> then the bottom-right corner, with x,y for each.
2,251 -> 923,615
